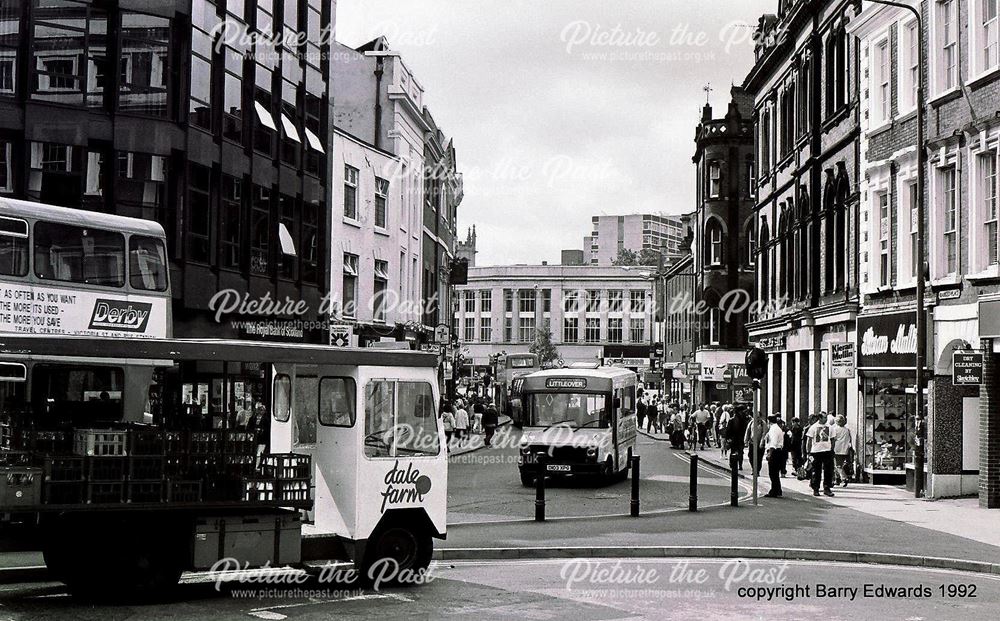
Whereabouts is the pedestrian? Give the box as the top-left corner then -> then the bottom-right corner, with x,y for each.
789,417 -> 804,471
636,396 -> 647,432
764,414 -> 784,498
744,412 -> 767,476
483,401 -> 500,448
805,412 -> 836,497
726,407 -> 746,470
693,403 -> 710,450
718,404 -> 731,456
646,397 -> 658,433
442,406 -> 456,451
454,403 -> 470,448
658,399 -> 670,436
472,397 -> 486,434
832,415 -> 853,487
778,417 -> 790,476
671,409 -> 685,448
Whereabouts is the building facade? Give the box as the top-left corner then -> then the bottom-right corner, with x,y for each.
0,0 -> 335,342
745,0 -> 861,432
453,265 -> 656,375
689,87 -> 757,404
851,0 -> 1000,504
586,213 -> 686,265
331,36 -> 460,345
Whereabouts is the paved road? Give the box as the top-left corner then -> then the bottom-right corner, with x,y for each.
2,559 -> 996,620
447,428 -> 739,523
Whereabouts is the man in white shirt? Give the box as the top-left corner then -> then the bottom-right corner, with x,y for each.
806,413 -> 836,497
831,415 -> 853,487
454,405 -> 470,447
764,415 -> 785,498
693,404 -> 710,450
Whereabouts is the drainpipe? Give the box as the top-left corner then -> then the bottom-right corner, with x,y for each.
373,56 -> 384,149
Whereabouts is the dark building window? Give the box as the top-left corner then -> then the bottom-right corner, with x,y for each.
0,140 -> 12,193
116,151 -> 168,224
300,200 -> 319,284
118,10 -> 170,117
223,69 -> 244,143
278,194 -> 297,280
187,164 -> 211,264
0,2 -> 20,98
254,64 -> 276,155
28,142 -> 83,207
375,177 -> 388,229
190,4 -> 217,131
221,174 -> 243,270
251,184 -> 271,275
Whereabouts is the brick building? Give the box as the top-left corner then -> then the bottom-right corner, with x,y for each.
744,1 -> 862,433
852,0 -> 1000,503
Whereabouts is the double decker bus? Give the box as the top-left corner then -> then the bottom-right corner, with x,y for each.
0,335 -> 447,598
516,366 -> 638,486
0,197 -> 171,339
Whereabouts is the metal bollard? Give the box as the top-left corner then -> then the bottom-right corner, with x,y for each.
630,455 -> 640,517
689,454 -> 698,512
730,453 -> 739,507
535,459 -> 546,522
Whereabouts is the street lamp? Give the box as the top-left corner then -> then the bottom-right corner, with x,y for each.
864,0 -> 926,498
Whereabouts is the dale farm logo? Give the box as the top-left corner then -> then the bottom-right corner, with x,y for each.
380,460 -> 433,513
88,299 -> 152,333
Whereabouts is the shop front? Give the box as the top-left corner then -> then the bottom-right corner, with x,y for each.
856,310 -> 928,486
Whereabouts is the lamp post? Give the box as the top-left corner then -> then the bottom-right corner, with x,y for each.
866,0 -> 926,498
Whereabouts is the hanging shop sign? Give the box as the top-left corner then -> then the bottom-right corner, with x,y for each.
953,351 -> 984,386
829,342 -> 856,379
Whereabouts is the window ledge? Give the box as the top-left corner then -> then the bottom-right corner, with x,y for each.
894,108 -> 918,124
928,87 -> 961,107
343,217 -> 362,229
967,66 -> 1000,90
967,266 -> 1000,283
867,118 -> 893,136
931,275 -> 962,288
374,227 -> 390,237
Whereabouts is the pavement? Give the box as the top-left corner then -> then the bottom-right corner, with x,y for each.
639,428 -> 1000,551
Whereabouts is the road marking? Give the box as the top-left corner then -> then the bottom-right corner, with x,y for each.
247,592 -> 411,618
248,612 -> 286,620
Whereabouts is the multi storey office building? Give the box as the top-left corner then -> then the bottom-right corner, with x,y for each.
586,213 -> 686,265
0,0 -> 335,342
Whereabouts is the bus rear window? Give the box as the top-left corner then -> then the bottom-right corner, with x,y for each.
129,235 -> 169,291
509,357 -> 536,368
0,216 -> 28,277
34,222 -> 125,287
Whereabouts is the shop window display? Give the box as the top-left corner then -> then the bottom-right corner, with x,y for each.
862,378 -> 916,478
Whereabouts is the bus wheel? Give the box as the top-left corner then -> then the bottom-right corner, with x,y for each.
519,469 -> 535,487
361,524 -> 432,586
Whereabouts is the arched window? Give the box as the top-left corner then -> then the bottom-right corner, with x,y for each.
823,170 -> 836,292
746,218 -> 758,267
835,167 -> 850,290
798,187 -> 810,300
703,289 -> 723,346
705,218 -> 726,266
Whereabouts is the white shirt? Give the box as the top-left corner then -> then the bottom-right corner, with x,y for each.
765,423 -> 784,451
806,421 -> 833,453
832,425 -> 853,456
455,409 -> 469,429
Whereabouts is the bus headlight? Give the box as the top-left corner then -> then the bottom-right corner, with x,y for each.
586,447 -> 597,461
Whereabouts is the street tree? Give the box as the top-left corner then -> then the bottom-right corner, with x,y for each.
530,320 -> 560,367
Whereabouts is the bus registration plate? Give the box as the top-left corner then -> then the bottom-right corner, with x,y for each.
546,464 -> 571,472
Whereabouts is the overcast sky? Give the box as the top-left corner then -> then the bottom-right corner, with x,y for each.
336,0 -> 775,265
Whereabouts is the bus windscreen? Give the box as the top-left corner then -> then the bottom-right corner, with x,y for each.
527,393 -> 608,429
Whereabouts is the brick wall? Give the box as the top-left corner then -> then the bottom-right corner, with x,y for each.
930,375 -> 977,475
980,340 -> 1000,508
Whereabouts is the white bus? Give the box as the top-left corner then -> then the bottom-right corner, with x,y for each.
516,367 -> 638,486
0,197 -> 171,339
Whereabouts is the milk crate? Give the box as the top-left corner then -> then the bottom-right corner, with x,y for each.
74,429 -> 128,457
30,430 -> 72,455
164,455 -> 186,478
128,427 -> 165,456
127,456 -> 164,481
275,478 -> 310,503
0,467 -> 42,507
242,479 -> 276,503
126,480 -> 164,503
259,454 -> 311,480
188,431 -> 221,455
43,481 -> 84,504
86,481 -> 124,504
223,454 -> 256,478
223,431 -> 256,455
167,480 -> 202,503
204,478 -> 242,502
85,456 -> 126,481
43,456 -> 85,481
0,450 -> 30,467
186,454 -> 221,479
165,431 -> 185,454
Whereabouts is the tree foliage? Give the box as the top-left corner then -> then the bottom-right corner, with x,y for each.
612,247 -> 662,267
529,320 -> 560,367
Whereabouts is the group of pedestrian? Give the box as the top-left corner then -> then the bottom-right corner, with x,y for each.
441,395 -> 500,452
637,396 -> 728,451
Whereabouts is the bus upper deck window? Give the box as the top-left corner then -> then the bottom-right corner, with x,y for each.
129,236 -> 168,291
33,222 -> 125,287
0,216 -> 29,277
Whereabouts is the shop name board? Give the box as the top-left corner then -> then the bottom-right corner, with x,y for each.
734,386 -> 755,403
754,336 -> 786,351
953,351 -> 984,386
723,363 -> 752,385
829,342 -> 856,379
546,378 -> 587,389
857,311 -> 920,369
685,362 -> 702,376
